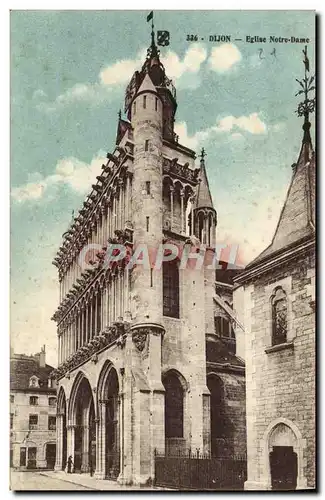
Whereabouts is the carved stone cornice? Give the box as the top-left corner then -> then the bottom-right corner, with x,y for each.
163,157 -> 199,185
51,321 -> 130,380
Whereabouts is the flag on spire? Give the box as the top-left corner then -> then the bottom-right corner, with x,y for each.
147,11 -> 153,23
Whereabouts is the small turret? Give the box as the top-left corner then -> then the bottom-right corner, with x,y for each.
194,149 -> 217,247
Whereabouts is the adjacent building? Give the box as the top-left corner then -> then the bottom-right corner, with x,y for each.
233,89 -> 316,488
10,346 -> 57,470
51,29 -> 246,485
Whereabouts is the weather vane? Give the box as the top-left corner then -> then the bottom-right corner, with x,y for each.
295,45 -> 315,123
200,148 -> 207,161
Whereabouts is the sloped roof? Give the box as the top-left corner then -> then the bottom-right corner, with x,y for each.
195,157 -> 214,209
206,338 -> 245,367
10,354 -> 55,392
247,121 -> 315,269
115,117 -> 131,145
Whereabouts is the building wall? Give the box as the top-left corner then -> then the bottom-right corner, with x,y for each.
10,391 -> 56,469
234,249 -> 315,489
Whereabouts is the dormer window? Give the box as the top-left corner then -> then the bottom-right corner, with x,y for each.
29,376 -> 39,388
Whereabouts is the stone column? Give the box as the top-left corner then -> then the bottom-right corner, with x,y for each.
80,308 -> 84,347
54,413 -> 64,471
94,291 -> 98,337
81,424 -> 90,473
78,311 -> 82,348
190,196 -> 195,235
170,186 -> 174,231
180,189 -> 185,234
85,303 -> 89,344
67,424 -> 76,464
118,336 -> 132,485
58,334 -> 61,365
126,324 -> 165,485
125,176 -> 129,223
95,401 -> 106,479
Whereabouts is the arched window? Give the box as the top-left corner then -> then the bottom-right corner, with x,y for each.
214,316 -> 235,339
163,260 -> 180,318
271,287 -> 287,346
163,372 -> 184,438
198,212 -> 205,242
208,213 -> 214,247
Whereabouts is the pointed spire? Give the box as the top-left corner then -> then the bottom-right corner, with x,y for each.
145,10 -> 159,63
195,148 -> 214,209
247,48 -> 315,268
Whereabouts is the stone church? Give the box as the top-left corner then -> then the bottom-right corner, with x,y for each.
233,92 -> 316,488
51,30 -> 245,484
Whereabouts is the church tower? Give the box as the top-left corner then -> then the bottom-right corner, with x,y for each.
51,14 -> 240,487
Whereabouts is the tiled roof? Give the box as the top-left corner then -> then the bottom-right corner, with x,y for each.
10,355 -> 55,392
206,338 -> 244,367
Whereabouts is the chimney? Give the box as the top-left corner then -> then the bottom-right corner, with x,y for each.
39,345 -> 46,367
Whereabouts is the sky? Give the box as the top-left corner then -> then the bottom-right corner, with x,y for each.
10,10 -> 315,367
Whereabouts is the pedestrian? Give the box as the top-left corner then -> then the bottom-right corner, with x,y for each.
66,455 -> 73,474
89,456 -> 94,477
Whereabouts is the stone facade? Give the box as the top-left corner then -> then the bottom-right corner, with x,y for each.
234,122 -> 316,490
10,347 -> 57,470
51,33 -> 246,486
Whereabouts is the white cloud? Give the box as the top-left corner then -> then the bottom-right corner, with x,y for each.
208,43 -> 242,73
161,44 -> 207,80
174,122 -> 208,151
175,112 -> 267,150
99,49 -> 147,86
36,45 -> 207,112
11,152 -> 106,203
216,113 -> 267,134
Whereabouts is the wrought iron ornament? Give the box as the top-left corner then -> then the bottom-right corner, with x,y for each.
295,45 -> 315,120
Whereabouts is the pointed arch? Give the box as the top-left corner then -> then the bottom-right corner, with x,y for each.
96,360 -> 121,410
162,369 -> 187,442
96,360 -> 121,479
68,371 -> 95,425
271,286 -> 288,345
57,386 -> 66,413
262,417 -> 307,490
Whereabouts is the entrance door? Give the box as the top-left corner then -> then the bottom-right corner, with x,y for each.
46,443 -> 56,469
27,447 -> 37,469
270,446 -> 297,490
